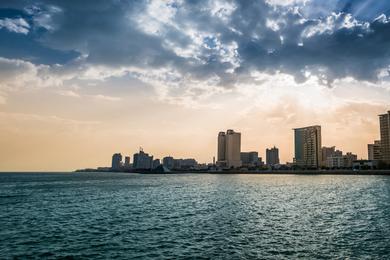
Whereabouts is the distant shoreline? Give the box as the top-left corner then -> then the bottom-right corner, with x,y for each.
205,170 -> 390,175
2,170 -> 390,175
72,169 -> 390,175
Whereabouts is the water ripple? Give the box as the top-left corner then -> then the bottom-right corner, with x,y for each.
0,173 -> 390,259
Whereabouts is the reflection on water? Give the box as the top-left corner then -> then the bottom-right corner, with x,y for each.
0,173 -> 390,258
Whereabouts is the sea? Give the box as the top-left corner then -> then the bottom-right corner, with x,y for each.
0,172 -> 389,259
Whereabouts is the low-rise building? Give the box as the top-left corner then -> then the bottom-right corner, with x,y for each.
325,152 -> 357,168
321,146 -> 343,167
352,160 -> 378,170
179,158 -> 197,169
240,151 -> 259,167
343,152 -> 358,168
326,156 -> 344,168
368,140 -> 381,161
163,156 -> 198,170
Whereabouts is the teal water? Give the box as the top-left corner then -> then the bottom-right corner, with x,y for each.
0,173 -> 390,259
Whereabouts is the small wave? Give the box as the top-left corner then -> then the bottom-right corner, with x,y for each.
0,194 -> 28,199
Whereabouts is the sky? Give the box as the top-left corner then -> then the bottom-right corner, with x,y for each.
1,0 -> 390,171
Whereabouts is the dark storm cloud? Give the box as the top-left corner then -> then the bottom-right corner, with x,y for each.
1,0 -> 390,86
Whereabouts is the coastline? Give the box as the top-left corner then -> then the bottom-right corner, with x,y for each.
73,169 -> 390,175
3,170 -> 390,175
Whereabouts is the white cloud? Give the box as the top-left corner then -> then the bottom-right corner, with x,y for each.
0,57 -> 77,102
374,14 -> 389,24
25,4 -> 62,32
134,0 -> 177,36
266,19 -> 281,31
209,0 -> 236,22
0,91 -> 6,105
0,18 -> 30,34
302,12 -> 369,38
90,94 -> 121,102
57,90 -> 80,98
266,0 -> 309,7
0,57 -> 42,92
80,65 -> 128,81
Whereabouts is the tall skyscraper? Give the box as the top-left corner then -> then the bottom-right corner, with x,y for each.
368,140 -> 381,161
217,132 -> 226,162
216,129 -> 242,168
379,111 -> 390,164
293,125 -> 322,168
266,146 -> 280,166
225,129 -> 242,168
111,153 -> 122,170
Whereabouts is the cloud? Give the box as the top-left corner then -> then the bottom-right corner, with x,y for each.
0,91 -> 6,104
0,18 -> 30,34
0,57 -> 82,104
0,111 -> 100,135
25,4 -> 62,32
1,0 -> 390,104
57,90 -> 80,98
266,0 -> 308,6
90,94 -> 121,102
0,57 -> 43,96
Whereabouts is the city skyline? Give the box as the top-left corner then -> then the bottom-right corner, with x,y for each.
89,109 -> 389,171
1,0 -> 390,171
0,111 -> 387,171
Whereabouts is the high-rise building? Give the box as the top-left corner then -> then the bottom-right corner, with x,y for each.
163,156 -> 175,169
368,140 -> 381,161
241,151 -> 259,167
217,129 -> 241,168
293,125 -> 322,168
266,146 -> 280,166
173,159 -> 182,169
225,129 -> 242,168
111,153 -> 122,170
379,111 -> 390,164
133,149 -> 153,169
217,132 -> 226,162
152,159 -> 161,169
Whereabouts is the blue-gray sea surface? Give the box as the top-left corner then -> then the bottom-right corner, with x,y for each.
0,173 -> 390,259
